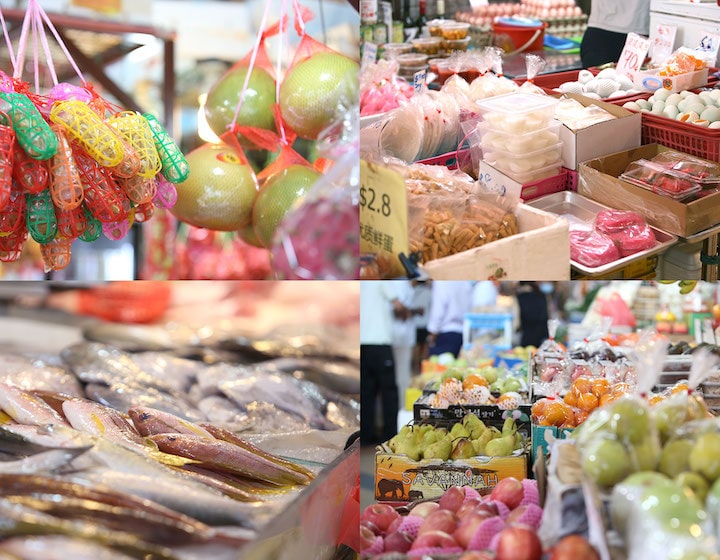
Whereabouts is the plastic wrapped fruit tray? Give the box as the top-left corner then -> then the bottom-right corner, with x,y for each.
526,190 -> 677,277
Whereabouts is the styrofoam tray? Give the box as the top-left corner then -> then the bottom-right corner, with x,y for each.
527,190 -> 678,277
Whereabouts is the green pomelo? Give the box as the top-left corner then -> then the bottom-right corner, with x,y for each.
171,142 -> 258,231
279,52 -> 359,140
252,164 -> 320,247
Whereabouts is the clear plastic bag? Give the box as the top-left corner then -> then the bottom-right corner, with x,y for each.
359,59 -> 414,117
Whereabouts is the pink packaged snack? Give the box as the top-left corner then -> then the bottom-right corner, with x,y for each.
595,209 -> 645,233
595,209 -> 656,257
570,228 -> 620,267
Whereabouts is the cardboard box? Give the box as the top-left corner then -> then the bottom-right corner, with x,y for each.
531,423 -> 575,464
559,93 -> 642,170
421,204 -> 570,280
375,451 -> 529,503
579,144 -> 720,237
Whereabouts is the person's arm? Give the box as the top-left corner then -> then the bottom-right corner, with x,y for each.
426,283 -> 449,341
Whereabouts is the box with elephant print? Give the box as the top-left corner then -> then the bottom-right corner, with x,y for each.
374,413 -> 530,503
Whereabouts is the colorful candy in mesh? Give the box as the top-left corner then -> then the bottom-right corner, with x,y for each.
468,516 -> 505,551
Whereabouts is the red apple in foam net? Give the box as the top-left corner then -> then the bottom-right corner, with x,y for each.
474,501 -> 500,517
419,509 -> 459,536
384,530 -> 414,553
495,526 -> 543,560
387,516 -> 404,535
491,478 -> 525,510
439,486 -> 467,512
411,501 -> 440,518
360,525 -> 378,552
360,503 -> 400,534
411,530 -> 459,551
361,519 -> 380,535
549,535 -> 600,560
505,504 -> 543,530
454,512 -> 497,549
457,497 -> 484,518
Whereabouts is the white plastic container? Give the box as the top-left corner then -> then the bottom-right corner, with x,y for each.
475,92 -> 560,134
477,120 -> 562,153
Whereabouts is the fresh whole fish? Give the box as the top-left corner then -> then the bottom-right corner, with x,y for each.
61,399 -> 145,450
0,447 -> 90,474
85,383 -> 204,423
127,406 -> 214,439
149,434 -> 313,487
60,343 -> 176,394
127,353 -> 200,394
0,498 -> 178,560
216,365 -> 338,430
0,535 -> 136,560
0,384 -> 69,427
195,396 -> 249,425
0,425 -> 66,458
0,354 -> 82,397
81,323 -> 185,352
264,357 -> 360,395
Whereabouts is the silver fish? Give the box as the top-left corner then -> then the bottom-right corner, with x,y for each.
217,365 -> 339,430
60,343 -> 175,394
127,353 -> 200,394
195,396 -> 248,425
84,383 -> 203,423
264,357 -> 360,395
81,324 -> 182,352
0,355 -> 83,397
61,399 -> 145,450
0,535 -> 135,560
0,447 -> 90,474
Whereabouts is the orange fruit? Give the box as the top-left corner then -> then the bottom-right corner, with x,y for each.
463,374 -> 489,390
592,378 -> 611,398
572,377 -> 593,396
544,401 -> 571,427
611,383 -> 631,396
531,399 -> 547,421
577,393 -> 599,412
573,409 -> 590,425
599,392 -> 618,407
563,391 -> 578,407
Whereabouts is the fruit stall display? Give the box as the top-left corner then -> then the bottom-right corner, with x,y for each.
174,0 -> 360,280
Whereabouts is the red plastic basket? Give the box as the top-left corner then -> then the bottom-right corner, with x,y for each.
640,112 -> 720,161
520,167 -> 572,201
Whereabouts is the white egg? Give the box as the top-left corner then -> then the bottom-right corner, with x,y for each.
701,106 -> 720,123
662,105 -> 679,119
665,93 -> 682,106
710,90 -> 720,103
651,100 -> 666,113
694,119 -> 710,127
577,69 -> 594,84
635,99 -> 652,111
679,90 -> 693,98
709,121 -> 720,129
623,101 -> 641,111
698,91 -> 715,105
596,68 -> 617,80
686,102 -> 706,116
653,89 -> 670,102
679,110 -> 700,122
625,88 -> 642,94
583,92 -> 602,99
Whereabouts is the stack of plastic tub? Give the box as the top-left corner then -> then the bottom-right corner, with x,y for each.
476,92 -> 563,184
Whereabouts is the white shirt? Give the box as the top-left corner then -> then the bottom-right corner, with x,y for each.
588,0 -> 649,35
392,280 -> 416,347
360,281 -> 399,345
427,281 -> 474,335
472,281 -> 499,309
412,282 -> 432,329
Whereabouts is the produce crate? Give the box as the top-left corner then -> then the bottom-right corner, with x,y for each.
520,167 -> 572,201
375,450 -> 529,503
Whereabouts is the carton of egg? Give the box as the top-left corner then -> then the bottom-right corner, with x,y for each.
622,88 -> 720,128
555,68 -> 641,100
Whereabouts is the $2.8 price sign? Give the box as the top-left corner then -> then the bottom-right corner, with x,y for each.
359,160 -> 408,260
360,185 -> 392,216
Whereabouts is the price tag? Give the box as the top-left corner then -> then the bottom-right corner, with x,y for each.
616,33 -> 651,80
695,33 -> 720,66
360,160 -> 408,274
361,42 -> 378,68
413,70 -> 427,94
649,24 -> 676,66
469,0 -> 489,7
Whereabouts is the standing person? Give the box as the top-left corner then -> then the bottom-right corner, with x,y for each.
580,0 -> 650,67
516,282 -> 550,347
360,281 -> 405,445
392,281 -> 416,414
411,280 -> 432,372
427,281 -> 474,358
